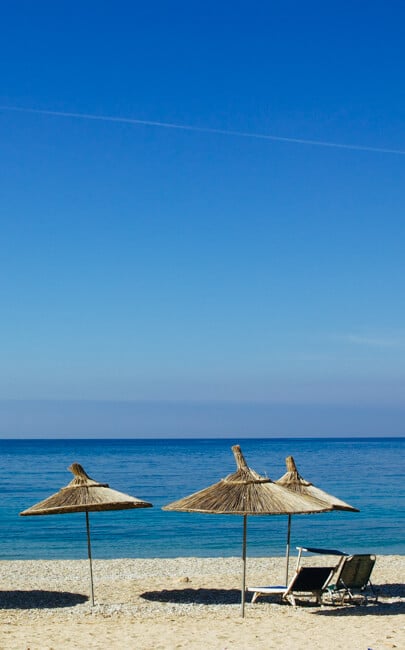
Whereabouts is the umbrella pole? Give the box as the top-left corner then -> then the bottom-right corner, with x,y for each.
285,514 -> 291,586
85,510 -> 95,606
241,514 -> 247,618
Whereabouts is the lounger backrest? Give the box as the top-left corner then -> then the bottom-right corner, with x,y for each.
291,567 -> 334,591
338,554 -> 376,589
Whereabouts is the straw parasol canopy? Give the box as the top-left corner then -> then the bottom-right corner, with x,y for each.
277,456 -> 359,512
276,455 -> 359,583
20,463 -> 152,605
163,445 -> 331,616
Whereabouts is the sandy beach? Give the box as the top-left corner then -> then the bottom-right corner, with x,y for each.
0,555 -> 403,649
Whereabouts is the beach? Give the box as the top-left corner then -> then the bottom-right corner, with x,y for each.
0,555 -> 403,649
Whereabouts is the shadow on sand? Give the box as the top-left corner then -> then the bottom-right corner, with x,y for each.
141,583 -> 404,616
0,590 -> 88,609
315,601 -> 404,617
314,582 -> 404,616
372,583 -> 405,598
141,587 -> 242,605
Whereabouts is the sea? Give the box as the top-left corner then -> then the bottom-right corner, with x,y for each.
0,437 -> 403,560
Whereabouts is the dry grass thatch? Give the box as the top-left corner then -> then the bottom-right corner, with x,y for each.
276,456 -> 359,512
163,445 -> 332,515
20,463 -> 153,516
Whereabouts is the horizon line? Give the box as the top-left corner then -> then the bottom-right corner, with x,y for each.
0,434 -> 403,440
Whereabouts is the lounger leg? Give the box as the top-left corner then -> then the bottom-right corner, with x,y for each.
370,583 -> 378,603
251,592 -> 259,604
315,590 -> 324,605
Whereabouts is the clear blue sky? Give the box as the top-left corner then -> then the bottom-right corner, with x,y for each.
1,1 -> 404,436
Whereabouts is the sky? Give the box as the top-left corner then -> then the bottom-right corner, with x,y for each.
1,1 -> 404,437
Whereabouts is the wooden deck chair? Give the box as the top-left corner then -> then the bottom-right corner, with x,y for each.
248,566 -> 335,606
326,554 -> 377,604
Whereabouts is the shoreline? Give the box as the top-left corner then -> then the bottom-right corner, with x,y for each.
0,556 -> 404,649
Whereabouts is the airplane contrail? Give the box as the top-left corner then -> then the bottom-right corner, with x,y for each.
1,105 -> 404,155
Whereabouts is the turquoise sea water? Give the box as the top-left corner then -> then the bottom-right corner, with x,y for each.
0,438 -> 403,560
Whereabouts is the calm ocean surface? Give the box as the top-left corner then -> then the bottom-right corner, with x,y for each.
0,438 -> 403,560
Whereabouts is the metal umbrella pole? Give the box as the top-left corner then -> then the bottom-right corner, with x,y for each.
241,514 -> 247,618
285,514 -> 292,585
85,510 -> 95,606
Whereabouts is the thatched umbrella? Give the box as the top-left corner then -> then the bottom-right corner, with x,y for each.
276,455 -> 359,583
163,445 -> 331,617
20,463 -> 152,605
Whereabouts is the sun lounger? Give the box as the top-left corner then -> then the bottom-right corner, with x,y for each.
248,565 -> 335,606
325,554 -> 377,604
